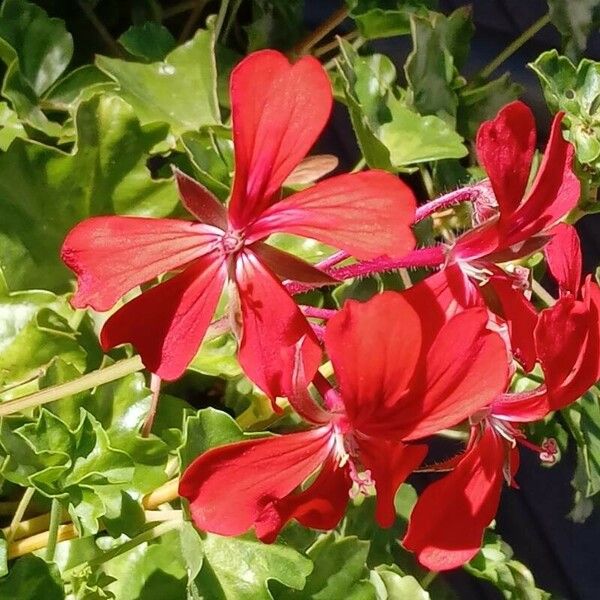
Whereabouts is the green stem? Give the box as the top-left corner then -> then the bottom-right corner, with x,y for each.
0,356 -> 144,417
214,0 -> 231,41
351,157 -> 366,172
45,499 -> 61,562
77,0 -> 124,57
421,570 -> 438,590
532,279 -> 556,307
64,521 -> 180,578
178,0 -> 210,42
6,488 -> 35,542
221,0 -> 244,42
478,13 -> 551,80
419,165 -> 435,199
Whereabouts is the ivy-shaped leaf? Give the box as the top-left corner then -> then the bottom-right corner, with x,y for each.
97,28 -> 220,137
0,555 -> 64,600
0,0 -> 73,134
118,22 -> 176,62
547,0 -> 600,60
0,93 -> 178,293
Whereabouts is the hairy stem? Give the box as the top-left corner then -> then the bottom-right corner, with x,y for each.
141,374 -> 162,438
415,185 -> 483,222
0,356 -> 145,417
478,13 -> 551,79
532,279 -> 556,307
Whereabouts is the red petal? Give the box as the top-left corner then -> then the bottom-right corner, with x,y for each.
506,112 -> 580,243
228,51 -> 332,228
179,426 -> 335,537
535,279 -> 600,409
251,241 -> 338,286
62,216 -> 221,311
172,167 -> 228,229
235,249 -> 322,399
403,427 -> 507,571
491,389 -> 551,422
452,218 -> 502,262
245,171 -> 416,260
255,453 -> 350,542
395,308 -> 509,441
544,223 -> 582,297
483,275 -> 538,371
476,101 -> 536,221
359,438 -> 427,528
101,252 -> 226,380
324,292 -> 427,428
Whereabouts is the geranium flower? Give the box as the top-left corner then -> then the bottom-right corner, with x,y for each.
404,225 -> 600,571
416,101 -> 580,318
179,290 -> 508,542
61,50 -> 416,398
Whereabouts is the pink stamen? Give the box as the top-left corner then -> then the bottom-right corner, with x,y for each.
517,436 -> 559,464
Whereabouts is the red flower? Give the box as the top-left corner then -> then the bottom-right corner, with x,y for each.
416,101 -> 579,320
404,227 -> 600,571
61,50 -> 416,398
179,290 -> 509,542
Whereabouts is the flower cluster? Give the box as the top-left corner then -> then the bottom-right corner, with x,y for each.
61,50 -> 600,571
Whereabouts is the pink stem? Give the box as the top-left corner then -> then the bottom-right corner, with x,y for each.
301,306 -> 337,320
314,249 -> 349,270
415,185 -> 483,222
286,245 -> 446,295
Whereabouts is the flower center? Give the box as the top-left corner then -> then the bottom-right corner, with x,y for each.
332,422 -> 375,499
220,230 -> 244,256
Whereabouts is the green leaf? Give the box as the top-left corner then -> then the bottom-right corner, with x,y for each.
457,74 -> 522,139
405,10 -> 470,121
96,29 -> 220,137
0,94 -> 178,292
530,50 -> 600,170
0,0 -> 73,134
118,22 -> 176,62
563,390 -> 600,510
244,0 -> 305,52
548,0 -> 600,59
178,408 -> 248,471
0,288 -> 85,388
465,531 -> 550,599
185,527 -> 313,600
102,530 -> 187,600
189,334 -> 242,379
0,100 -> 26,149
379,97 -> 467,166
370,566 -> 430,600
346,0 -> 436,39
43,65 -> 117,112
0,555 -> 64,599
277,532 -> 373,599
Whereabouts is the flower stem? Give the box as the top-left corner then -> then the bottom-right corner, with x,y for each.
0,356 -> 145,417
45,498 -> 61,562
293,6 -> 349,56
421,570 -> 438,590
64,521 -> 180,578
141,373 -> 162,438
532,279 -> 556,307
77,0 -> 124,57
415,185 -> 483,222
5,488 -> 35,542
300,306 -> 337,320
477,13 -> 551,79
179,0 -> 210,41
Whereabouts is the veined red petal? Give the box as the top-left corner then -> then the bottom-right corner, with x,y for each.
101,252 -> 226,380
476,101 -> 536,221
179,426 -> 335,538
397,308 -> 509,441
491,388 -> 551,422
403,427 -> 507,571
451,217 -> 502,262
358,437 -> 427,528
483,275 -> 538,371
535,279 -> 600,409
506,111 -> 579,243
172,167 -> 228,229
544,223 -> 582,297
245,171 -> 416,260
228,51 -> 332,228
61,216 -> 221,311
255,453 -> 351,543
235,249 -> 322,400
324,292 -> 426,428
